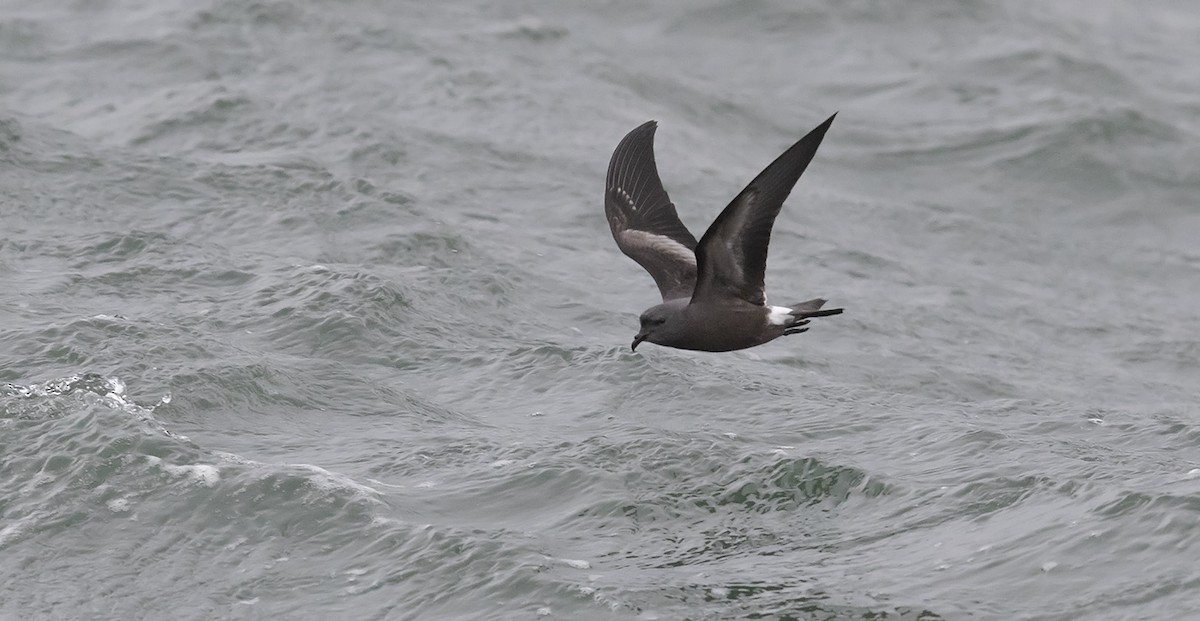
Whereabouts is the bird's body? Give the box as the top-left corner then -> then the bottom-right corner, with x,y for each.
604,114 -> 842,352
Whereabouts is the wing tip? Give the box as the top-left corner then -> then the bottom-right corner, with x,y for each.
629,119 -> 658,139
608,119 -> 664,191
612,120 -> 659,156
810,111 -> 837,139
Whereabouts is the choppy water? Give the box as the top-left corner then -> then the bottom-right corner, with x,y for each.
2,1 -> 1199,619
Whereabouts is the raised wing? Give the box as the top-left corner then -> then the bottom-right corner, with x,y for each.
692,113 -> 836,307
604,121 -> 700,301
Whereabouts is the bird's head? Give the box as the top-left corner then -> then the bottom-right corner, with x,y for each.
632,303 -> 677,351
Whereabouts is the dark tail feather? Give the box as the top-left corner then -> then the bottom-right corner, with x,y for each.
789,298 -> 844,319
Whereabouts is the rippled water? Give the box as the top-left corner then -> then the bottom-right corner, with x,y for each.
2,1 -> 1199,619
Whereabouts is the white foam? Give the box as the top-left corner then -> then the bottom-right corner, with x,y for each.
177,464 -> 220,486
0,512 -> 41,547
12,375 -> 182,439
214,453 -> 382,501
224,537 -> 249,551
365,478 -> 406,490
214,451 -> 253,465
148,456 -> 221,487
295,464 -> 382,499
106,377 -> 126,396
0,521 -> 25,547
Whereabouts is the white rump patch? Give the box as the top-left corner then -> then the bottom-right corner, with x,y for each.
768,306 -> 792,326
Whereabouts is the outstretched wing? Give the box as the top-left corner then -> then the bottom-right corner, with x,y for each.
604,121 -> 700,301
692,113 -> 836,307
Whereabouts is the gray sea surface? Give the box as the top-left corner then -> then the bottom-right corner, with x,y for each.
2,1 -> 1199,619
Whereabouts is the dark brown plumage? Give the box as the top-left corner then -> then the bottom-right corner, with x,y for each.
604,114 -> 843,352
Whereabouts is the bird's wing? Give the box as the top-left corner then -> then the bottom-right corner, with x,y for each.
691,113 -> 836,307
604,121 -> 700,301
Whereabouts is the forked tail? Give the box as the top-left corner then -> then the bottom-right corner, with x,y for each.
782,298 -> 843,335
789,297 -> 844,319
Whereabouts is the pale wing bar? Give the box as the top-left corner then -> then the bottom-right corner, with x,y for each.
604,121 -> 700,301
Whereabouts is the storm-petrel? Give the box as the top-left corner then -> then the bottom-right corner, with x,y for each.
604,114 -> 842,352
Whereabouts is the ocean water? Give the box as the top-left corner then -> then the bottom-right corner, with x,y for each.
2,0 -> 1199,619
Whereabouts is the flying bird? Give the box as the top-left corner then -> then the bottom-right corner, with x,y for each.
604,114 -> 842,352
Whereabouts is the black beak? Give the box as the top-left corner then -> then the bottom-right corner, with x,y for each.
631,334 -> 647,351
